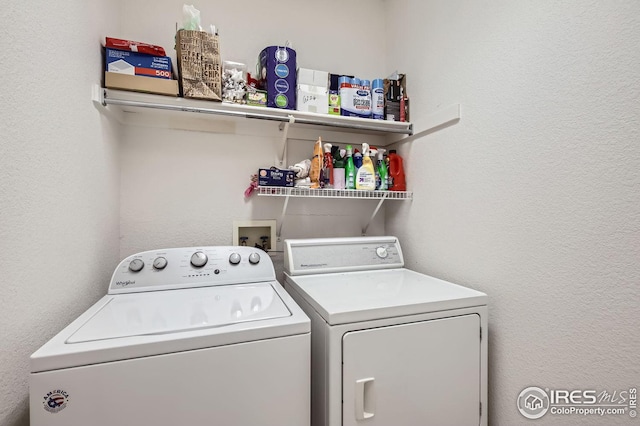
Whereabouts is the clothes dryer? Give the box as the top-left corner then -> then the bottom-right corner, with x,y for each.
283,236 -> 487,426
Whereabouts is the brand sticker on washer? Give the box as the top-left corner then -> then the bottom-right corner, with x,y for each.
43,389 -> 70,413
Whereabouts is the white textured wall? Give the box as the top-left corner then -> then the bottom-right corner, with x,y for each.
385,1 -> 640,425
117,0 -> 388,260
0,2 -> 121,426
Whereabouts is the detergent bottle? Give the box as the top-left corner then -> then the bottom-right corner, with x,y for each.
355,143 -> 375,190
388,149 -> 406,191
309,137 -> 323,189
322,143 -> 334,188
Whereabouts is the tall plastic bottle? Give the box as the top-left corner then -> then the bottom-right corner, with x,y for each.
388,149 -> 406,191
371,79 -> 384,120
322,143 -> 334,188
332,146 -> 346,190
345,145 -> 356,190
356,143 -> 376,190
377,148 -> 388,190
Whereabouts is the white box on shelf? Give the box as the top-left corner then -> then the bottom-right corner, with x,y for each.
297,68 -> 329,114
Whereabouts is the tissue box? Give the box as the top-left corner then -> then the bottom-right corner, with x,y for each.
297,68 -> 329,114
258,168 -> 294,187
105,48 -> 173,79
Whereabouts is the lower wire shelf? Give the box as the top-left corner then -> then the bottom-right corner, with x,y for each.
256,186 -> 413,236
257,186 -> 413,200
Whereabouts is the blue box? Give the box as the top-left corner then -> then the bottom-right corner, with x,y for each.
258,168 -> 294,187
258,46 -> 297,110
106,48 -> 173,79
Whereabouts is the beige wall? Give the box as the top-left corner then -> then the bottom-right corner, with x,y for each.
384,1 -> 640,425
0,2 -> 121,425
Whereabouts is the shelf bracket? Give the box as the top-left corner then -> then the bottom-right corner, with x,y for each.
362,192 -> 389,235
276,188 -> 292,239
277,115 -> 295,167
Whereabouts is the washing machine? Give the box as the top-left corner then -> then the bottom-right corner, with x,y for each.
283,236 -> 488,426
30,246 -> 310,426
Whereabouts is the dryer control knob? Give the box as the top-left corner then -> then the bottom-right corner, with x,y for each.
249,252 -> 261,264
128,258 -> 144,272
190,252 -> 208,268
376,246 -> 389,259
153,257 -> 168,270
229,253 -> 241,265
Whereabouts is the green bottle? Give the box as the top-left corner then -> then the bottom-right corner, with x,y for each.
377,148 -> 388,190
345,145 -> 356,189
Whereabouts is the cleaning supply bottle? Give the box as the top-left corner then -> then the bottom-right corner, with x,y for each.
377,148 -> 388,190
371,78 -> 384,120
345,145 -> 356,189
353,149 -> 363,169
309,137 -> 323,189
355,143 -> 376,190
332,146 -> 346,190
322,143 -> 333,188
388,149 -> 406,191
370,147 -> 380,189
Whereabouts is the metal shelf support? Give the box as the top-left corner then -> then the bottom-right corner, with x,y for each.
362,192 -> 389,235
277,115 -> 295,167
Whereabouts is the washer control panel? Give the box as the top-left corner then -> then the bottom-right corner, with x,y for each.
109,246 -> 272,294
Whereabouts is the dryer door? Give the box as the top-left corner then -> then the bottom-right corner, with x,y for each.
342,314 -> 481,426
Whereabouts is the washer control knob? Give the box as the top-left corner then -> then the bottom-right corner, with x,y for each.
190,252 -> 208,268
153,257 -> 168,270
128,258 -> 144,272
229,253 -> 241,265
249,252 -> 261,264
376,246 -> 389,259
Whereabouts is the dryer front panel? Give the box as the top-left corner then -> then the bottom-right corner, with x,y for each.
342,314 -> 481,426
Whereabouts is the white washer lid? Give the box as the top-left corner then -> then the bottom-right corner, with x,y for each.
285,269 -> 487,325
31,282 -> 309,372
68,283 -> 289,343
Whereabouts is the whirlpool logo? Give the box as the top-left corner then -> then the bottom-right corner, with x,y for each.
115,280 -> 135,286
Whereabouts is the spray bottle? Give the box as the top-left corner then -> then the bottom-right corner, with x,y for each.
322,143 -> 333,188
332,146 -> 346,190
355,143 -> 376,190
345,145 -> 356,189
376,148 -> 388,190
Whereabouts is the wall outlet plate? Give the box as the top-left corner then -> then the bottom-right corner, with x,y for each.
232,219 -> 276,251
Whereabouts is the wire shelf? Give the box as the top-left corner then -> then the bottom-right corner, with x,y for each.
257,186 -> 413,200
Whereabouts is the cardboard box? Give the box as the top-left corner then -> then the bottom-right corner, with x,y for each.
105,72 -> 179,96
246,90 -> 267,107
176,30 -> 222,100
298,68 -> 329,88
258,168 -> 294,187
384,74 -> 409,122
105,48 -> 173,79
297,87 -> 329,114
258,46 -> 297,110
297,68 -> 329,114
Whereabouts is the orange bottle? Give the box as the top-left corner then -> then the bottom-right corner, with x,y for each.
388,150 -> 406,191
